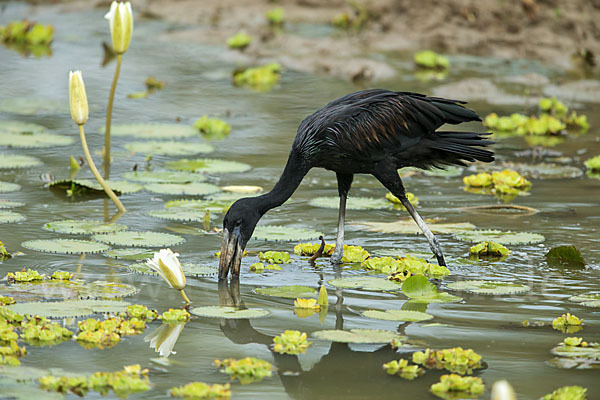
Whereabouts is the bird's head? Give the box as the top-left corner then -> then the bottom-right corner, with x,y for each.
218,197 -> 262,279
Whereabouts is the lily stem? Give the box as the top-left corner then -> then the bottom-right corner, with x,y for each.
179,289 -> 192,304
79,124 -> 126,213
103,53 -> 123,179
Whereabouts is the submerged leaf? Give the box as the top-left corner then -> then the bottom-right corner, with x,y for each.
312,329 -> 405,343
545,245 -> 586,268
328,277 -> 401,292
255,285 -> 316,298
362,309 -> 433,322
190,306 -> 269,319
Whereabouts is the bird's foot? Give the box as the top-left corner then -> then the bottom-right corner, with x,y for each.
330,251 -> 343,265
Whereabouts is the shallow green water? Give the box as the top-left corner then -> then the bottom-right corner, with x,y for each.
1,3 -> 600,399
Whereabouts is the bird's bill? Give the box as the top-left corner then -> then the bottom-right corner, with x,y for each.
218,227 -> 244,279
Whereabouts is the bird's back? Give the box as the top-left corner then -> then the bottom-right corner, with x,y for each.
293,89 -> 493,174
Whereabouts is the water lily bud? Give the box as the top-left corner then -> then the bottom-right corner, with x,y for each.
68,71 -> 88,125
491,380 -> 516,400
146,249 -> 186,290
318,285 -> 328,307
105,1 -> 133,54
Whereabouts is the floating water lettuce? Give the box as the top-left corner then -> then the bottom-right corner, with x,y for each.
545,245 -> 585,268
542,386 -> 587,400
294,298 -> 319,310
75,315 -> 147,349
233,63 -> 280,92
159,308 -> 190,323
0,20 -> 53,57
414,50 -> 449,70
294,242 -> 335,257
383,359 -> 424,380
413,347 -> 483,375
430,374 -> 484,400
273,330 -> 311,355
215,357 -> 272,384
552,313 -> 583,333
0,296 -> 15,306
447,280 -> 530,295
584,155 -> 600,172
402,276 -> 461,303
39,364 -> 149,398
170,382 -> 231,398
463,169 -> 530,199
249,262 -> 282,272
227,32 -> 252,50
266,8 -> 284,26
193,116 -> 232,140
122,305 -> 158,321
468,241 -> 511,259
384,192 -> 419,209
20,317 -> 73,345
362,255 -> 450,280
6,269 -> 45,283
258,251 -> 291,264
463,173 -> 493,187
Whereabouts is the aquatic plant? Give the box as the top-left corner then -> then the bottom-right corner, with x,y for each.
469,241 -> 511,259
430,374 -> 484,399
545,245 -> 585,267
170,382 -> 231,398
294,242 -> 335,256
318,285 -> 329,307
314,329 -> 404,344
0,240 -> 10,260
383,359 -> 424,380
569,293 -> 600,308
294,298 -> 320,310
249,262 -> 282,272
331,0 -> 369,32
412,347 -> 483,374
214,357 -> 272,384
258,250 -> 291,264
448,280 -> 530,295
159,308 -> 190,323
233,63 -> 280,92
361,254 -> 450,280
0,20 -> 53,57
193,116 -> 232,140
75,316 -> 146,349
227,32 -> 252,50
50,271 -> 73,280
542,386 -> 587,400
0,296 -> 15,306
402,276 -> 461,303
191,306 -> 269,319
414,50 -> 449,70
384,191 -> 419,209
552,313 -> 583,333
273,330 -> 312,355
329,276 -> 401,292
6,269 -> 45,283
255,285 -> 317,298
121,304 -> 158,321
266,8 -> 284,26
20,316 -> 73,345
584,155 -> 600,172
463,169 -> 530,200
146,249 -> 191,304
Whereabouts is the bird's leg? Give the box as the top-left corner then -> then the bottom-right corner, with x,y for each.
398,195 -> 447,267
331,173 -> 353,264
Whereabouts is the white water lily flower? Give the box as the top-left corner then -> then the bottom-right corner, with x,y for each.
105,1 -> 133,54
144,322 -> 185,358
68,71 -> 88,125
146,248 -> 186,290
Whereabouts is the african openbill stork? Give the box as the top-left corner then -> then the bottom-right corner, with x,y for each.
219,89 -> 494,279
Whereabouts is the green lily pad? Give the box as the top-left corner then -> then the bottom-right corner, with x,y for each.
569,293 -> 600,308
309,196 -> 390,210
551,343 -> 600,359
0,120 -> 47,134
498,162 -> 583,179
423,166 -> 464,177
190,306 -> 270,319
104,123 -> 197,139
402,276 -> 462,303
144,182 -> 221,196
92,231 -> 185,247
0,154 -> 42,169
454,229 -> 545,245
165,158 -> 251,174
124,141 -> 214,156
0,211 -> 25,224
0,132 -> 74,148
255,285 -> 317,298
328,277 -> 401,292
6,299 -> 130,318
252,225 -> 323,241
148,209 -> 208,222
0,200 -> 24,208
22,239 -> 110,254
103,248 -> 155,260
127,262 -> 217,277
545,245 -> 586,268
446,280 -> 531,295
0,181 -> 21,193
0,98 -> 65,115
71,179 -> 143,195
165,199 -> 231,213
122,170 -> 206,184
356,219 -> 475,234
312,329 -> 406,343
0,380 -> 65,400
361,309 -> 434,322
43,219 -> 128,235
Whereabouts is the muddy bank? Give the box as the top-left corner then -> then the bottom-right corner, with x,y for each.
66,0 -> 600,81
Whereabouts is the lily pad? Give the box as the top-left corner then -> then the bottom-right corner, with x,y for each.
122,170 -> 206,184
0,211 -> 25,223
499,162 -> 583,179
0,132 -> 74,148
2,280 -> 137,301
0,154 -> 42,169
0,98 -> 65,115
0,120 -> 47,134
6,299 -> 130,318
165,158 -> 251,174
165,199 -> 231,213
124,141 -> 214,156
356,219 -> 475,234
328,277 -> 401,292
0,200 -> 24,208
103,248 -> 155,261
423,166 -> 464,177
22,239 -> 110,254
127,262 -> 217,277
144,182 -> 221,196
446,280 -> 531,295
104,123 -> 197,139
148,209 -> 208,222
312,329 -> 406,343
545,245 -> 586,268
190,306 -> 270,319
43,219 -> 128,235
460,204 -> 539,217
0,181 -> 21,193
569,293 -> 600,308
252,225 -> 323,241
48,179 -> 143,196
0,380 -> 65,400
362,309 -> 434,322
255,285 -> 317,298
454,229 -> 545,245
92,231 -> 185,247
402,276 -> 462,303
309,196 -> 390,210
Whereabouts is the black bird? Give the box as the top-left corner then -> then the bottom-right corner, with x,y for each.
219,89 -> 494,279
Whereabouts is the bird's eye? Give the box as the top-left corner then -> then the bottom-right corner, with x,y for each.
235,219 -> 242,227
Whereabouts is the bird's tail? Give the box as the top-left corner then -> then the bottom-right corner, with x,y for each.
427,130 -> 494,167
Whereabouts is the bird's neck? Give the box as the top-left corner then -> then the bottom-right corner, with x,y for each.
255,151 -> 308,216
